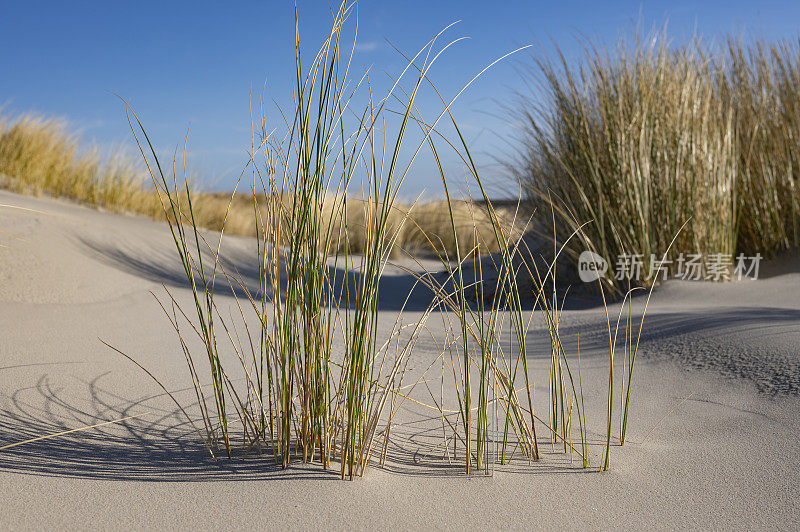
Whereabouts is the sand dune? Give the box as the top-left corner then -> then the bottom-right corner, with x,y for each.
0,189 -> 797,529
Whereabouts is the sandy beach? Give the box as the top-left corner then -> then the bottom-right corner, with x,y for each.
0,189 -> 797,529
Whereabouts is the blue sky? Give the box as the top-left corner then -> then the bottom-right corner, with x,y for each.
1,1 -> 798,198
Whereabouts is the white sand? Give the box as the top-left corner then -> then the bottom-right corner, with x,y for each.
0,189 -> 798,530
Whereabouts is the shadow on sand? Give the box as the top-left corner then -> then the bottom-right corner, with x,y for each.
0,372 -> 591,482
76,233 -> 619,313
77,235 -> 447,312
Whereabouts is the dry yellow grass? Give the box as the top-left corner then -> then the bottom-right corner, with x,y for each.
402,200 -> 523,258
517,33 -> 800,288
0,113 -> 519,257
0,114 -> 157,215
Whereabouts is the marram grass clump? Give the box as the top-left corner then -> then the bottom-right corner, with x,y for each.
107,1 -> 657,480
517,32 -> 800,290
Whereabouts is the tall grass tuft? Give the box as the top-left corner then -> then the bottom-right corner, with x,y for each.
104,2 -> 663,479
516,32 -> 800,290
117,1 -> 506,478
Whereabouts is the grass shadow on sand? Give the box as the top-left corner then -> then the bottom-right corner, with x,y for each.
0,372 -> 597,481
0,373 -> 340,482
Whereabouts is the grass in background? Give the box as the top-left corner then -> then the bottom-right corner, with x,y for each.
0,114 -> 157,216
0,113 -> 518,258
517,32 -> 800,291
